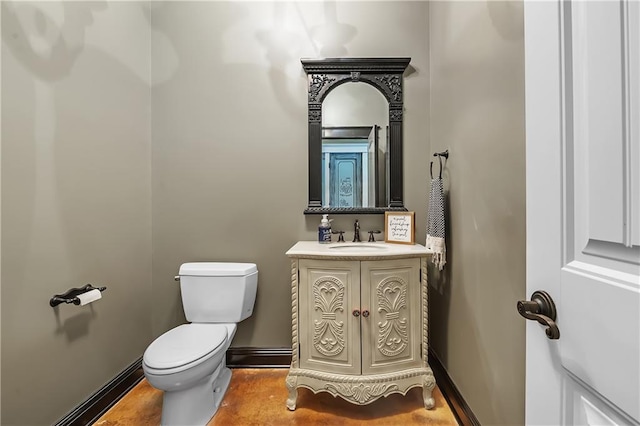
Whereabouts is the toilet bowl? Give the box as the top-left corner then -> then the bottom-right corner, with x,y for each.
143,323 -> 236,425
143,262 -> 258,426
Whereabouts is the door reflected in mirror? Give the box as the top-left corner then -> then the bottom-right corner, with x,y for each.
322,83 -> 388,208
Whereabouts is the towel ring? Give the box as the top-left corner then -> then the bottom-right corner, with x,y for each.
430,156 -> 444,179
431,149 -> 448,179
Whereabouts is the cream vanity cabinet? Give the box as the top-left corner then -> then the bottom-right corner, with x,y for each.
285,241 -> 436,410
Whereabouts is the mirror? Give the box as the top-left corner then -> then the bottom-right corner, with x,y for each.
322,83 -> 387,208
302,57 -> 411,214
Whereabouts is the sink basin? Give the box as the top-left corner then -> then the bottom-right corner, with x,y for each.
328,243 -> 389,251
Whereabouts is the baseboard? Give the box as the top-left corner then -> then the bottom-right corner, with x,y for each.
53,357 -> 144,426
428,349 -> 481,426
226,347 -> 292,368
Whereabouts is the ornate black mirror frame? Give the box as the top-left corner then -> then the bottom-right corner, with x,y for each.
301,57 -> 411,214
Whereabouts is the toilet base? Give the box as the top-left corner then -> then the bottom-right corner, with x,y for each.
160,362 -> 232,426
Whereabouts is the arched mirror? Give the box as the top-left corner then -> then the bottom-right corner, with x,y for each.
302,57 -> 411,214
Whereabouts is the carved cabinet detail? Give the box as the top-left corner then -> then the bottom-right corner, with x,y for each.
285,243 -> 435,411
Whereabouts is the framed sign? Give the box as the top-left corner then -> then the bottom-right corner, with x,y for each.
384,211 -> 415,244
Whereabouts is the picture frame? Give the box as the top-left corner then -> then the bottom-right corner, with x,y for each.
384,211 -> 415,244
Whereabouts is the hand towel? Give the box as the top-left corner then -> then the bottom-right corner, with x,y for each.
426,175 -> 446,271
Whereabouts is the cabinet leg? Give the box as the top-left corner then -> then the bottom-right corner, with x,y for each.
285,374 -> 297,411
423,374 -> 436,409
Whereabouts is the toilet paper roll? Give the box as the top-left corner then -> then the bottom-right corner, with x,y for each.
77,289 -> 102,306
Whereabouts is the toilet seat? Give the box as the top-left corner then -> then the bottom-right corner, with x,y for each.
143,324 -> 228,374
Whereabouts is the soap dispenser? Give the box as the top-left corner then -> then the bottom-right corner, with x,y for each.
318,214 -> 332,243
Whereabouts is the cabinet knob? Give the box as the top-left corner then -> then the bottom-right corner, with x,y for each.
362,310 -> 370,318
352,309 -> 361,317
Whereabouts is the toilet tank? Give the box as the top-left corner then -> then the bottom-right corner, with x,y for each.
178,262 -> 258,323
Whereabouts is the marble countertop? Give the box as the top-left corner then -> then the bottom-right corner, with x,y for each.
286,241 -> 432,260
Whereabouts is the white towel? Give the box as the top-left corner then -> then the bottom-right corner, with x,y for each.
426,175 -> 446,270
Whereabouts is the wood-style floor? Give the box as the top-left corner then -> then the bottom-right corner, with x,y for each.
94,369 -> 458,426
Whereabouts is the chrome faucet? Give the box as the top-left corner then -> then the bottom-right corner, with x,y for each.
352,220 -> 361,242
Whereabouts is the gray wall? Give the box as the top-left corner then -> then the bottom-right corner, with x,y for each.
1,1 -> 528,425
149,1 -> 431,345
428,2 -> 526,425
1,2 -> 152,424
1,1 -> 430,424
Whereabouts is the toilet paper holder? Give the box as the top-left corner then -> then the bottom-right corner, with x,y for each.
50,284 -> 107,307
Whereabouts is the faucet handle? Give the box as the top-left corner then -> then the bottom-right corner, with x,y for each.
367,230 -> 381,242
332,230 -> 345,242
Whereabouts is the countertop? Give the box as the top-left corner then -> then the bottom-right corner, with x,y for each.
286,241 -> 432,260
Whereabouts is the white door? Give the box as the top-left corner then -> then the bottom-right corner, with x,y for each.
525,1 -> 640,425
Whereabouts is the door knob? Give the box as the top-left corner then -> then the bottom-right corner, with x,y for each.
352,309 -> 360,317
517,291 -> 560,340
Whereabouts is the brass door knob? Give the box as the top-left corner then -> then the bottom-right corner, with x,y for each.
352,309 -> 360,317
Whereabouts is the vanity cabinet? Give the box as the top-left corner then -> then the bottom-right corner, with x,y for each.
285,242 -> 435,410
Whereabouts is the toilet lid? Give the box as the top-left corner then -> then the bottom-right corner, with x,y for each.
143,324 -> 227,370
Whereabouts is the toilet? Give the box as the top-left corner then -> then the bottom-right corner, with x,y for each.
143,262 -> 258,426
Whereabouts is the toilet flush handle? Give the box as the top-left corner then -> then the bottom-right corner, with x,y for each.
174,276 -> 180,281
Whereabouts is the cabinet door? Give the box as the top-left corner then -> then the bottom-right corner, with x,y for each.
299,259 -> 361,375
361,259 -> 422,375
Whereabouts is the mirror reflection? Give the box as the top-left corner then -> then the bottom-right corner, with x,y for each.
321,83 -> 388,208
